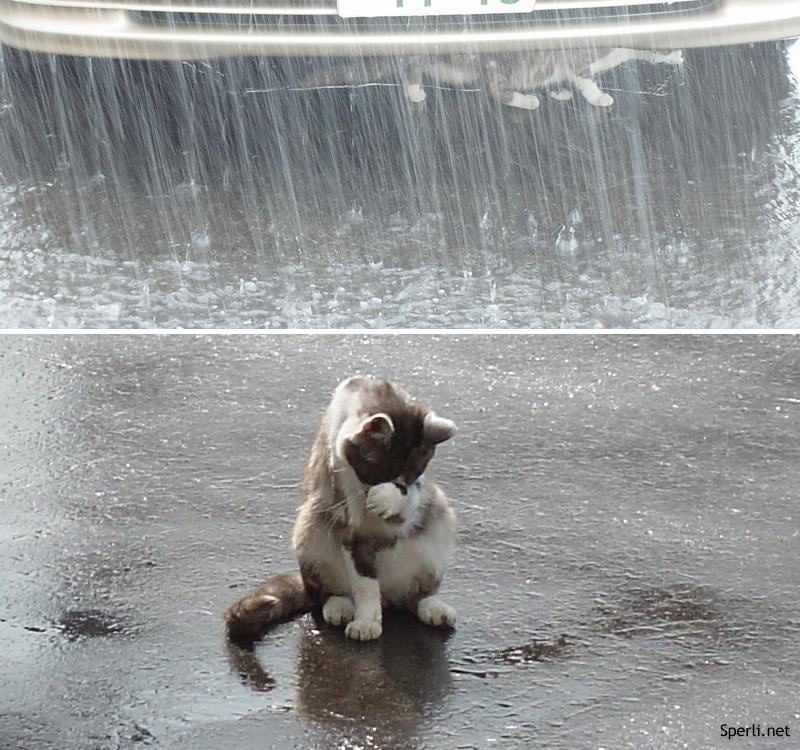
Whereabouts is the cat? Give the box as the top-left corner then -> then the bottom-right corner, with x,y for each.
300,47 -> 684,110
226,375 -> 458,642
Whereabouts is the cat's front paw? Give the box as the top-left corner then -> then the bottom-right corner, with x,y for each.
366,483 -> 407,523
417,596 -> 457,628
345,618 -> 383,641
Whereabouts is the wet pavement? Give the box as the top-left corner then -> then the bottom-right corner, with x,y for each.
1,334 -> 798,748
1,42 -> 800,328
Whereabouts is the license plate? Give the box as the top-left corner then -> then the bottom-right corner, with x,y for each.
337,0 -> 536,19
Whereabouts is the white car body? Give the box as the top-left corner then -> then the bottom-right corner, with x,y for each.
1,0 -> 799,61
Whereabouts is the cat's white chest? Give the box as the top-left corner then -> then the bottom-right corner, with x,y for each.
375,514 -> 455,605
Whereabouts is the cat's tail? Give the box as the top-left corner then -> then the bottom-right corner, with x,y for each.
225,571 -> 311,643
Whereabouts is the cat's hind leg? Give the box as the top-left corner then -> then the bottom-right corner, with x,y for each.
570,75 -> 614,107
322,596 -> 355,627
417,595 -> 457,628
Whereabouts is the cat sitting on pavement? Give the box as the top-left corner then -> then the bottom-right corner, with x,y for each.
226,376 -> 458,643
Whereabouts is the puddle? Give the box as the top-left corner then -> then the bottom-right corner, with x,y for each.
486,633 -> 572,665
593,583 -> 764,656
598,584 -> 721,636
452,633 -> 573,677
58,609 -> 126,640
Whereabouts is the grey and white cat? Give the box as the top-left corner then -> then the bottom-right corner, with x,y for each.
226,376 -> 458,642
302,47 -> 684,110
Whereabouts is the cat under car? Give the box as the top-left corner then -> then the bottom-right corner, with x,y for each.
302,47 -> 685,110
226,376 -> 458,643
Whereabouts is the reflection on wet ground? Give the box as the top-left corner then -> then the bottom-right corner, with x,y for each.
1,43 -> 800,327
1,335 -> 799,748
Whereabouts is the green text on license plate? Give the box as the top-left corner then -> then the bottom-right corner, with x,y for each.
337,0 -> 536,19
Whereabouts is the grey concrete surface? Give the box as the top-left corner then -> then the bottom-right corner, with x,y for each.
1,43 -> 800,328
1,335 -> 798,748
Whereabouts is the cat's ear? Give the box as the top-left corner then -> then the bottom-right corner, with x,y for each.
423,412 -> 457,444
352,413 -> 395,445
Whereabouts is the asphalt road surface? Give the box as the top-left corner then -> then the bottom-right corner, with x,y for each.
1,335 -> 798,748
1,43 -> 800,327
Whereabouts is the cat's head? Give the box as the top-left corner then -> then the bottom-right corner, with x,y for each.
339,379 -> 456,488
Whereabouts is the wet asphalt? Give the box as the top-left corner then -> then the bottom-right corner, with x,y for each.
1,334 -> 798,748
1,42 -> 800,327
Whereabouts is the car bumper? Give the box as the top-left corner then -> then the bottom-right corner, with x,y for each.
1,0 -> 799,60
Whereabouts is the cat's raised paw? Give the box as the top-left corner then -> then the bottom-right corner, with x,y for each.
366,483 -> 407,523
417,596 -> 457,628
323,596 -> 355,627
345,618 -> 383,641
